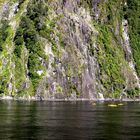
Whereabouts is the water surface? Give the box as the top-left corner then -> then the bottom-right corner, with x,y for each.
0,100 -> 140,139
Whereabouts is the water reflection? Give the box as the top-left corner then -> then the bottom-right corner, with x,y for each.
0,101 -> 140,139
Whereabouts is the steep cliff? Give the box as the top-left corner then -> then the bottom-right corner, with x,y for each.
0,0 -> 139,100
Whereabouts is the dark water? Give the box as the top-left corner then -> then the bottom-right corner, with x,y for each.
0,101 -> 140,140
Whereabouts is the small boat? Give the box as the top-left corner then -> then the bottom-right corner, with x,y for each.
92,103 -> 96,106
118,103 -> 124,106
108,104 -> 118,107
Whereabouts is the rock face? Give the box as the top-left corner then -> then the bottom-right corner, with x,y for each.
0,0 -> 139,99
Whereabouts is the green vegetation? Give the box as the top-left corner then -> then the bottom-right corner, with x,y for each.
125,0 -> 140,76
0,0 -> 139,98
0,21 -> 9,51
91,0 -> 139,98
13,0 -> 65,96
96,24 -> 125,97
89,1 -> 125,97
14,1 -> 48,91
126,87 -> 140,97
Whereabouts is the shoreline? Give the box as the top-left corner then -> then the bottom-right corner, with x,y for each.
0,96 -> 140,102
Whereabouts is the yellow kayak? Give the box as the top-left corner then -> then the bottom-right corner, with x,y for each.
108,104 -> 118,107
118,103 -> 124,106
108,103 -> 124,107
